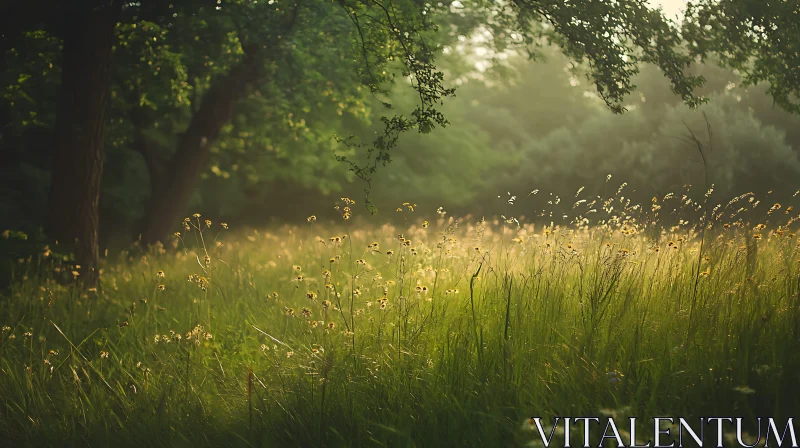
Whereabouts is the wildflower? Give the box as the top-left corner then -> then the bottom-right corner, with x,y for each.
204,219 -> 212,227
192,213 -> 201,218
221,222 -> 228,230
386,250 -> 394,256
270,292 -> 279,299
307,215 -> 317,223
328,322 -> 335,330
156,270 -> 165,279
157,284 -> 166,291
286,351 -> 295,358
301,307 -> 312,317
1,326 -> 9,332
203,255 -> 211,266
154,335 -> 161,343
196,277 -> 210,291
285,307 -> 295,316
100,351 -> 109,359
321,300 -> 331,308
173,232 -> 181,237
306,291 -> 317,300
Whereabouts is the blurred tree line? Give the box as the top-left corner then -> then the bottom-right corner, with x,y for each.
465,54 -> 800,221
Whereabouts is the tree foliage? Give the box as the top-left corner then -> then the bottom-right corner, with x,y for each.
683,0 -> 800,114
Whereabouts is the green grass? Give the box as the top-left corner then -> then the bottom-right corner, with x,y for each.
1,201 -> 799,447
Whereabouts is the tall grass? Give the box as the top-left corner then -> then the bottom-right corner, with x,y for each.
1,192 -> 799,447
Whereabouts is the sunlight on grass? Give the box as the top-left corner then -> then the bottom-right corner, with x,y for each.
1,188 -> 799,446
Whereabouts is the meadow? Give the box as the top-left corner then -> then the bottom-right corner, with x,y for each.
1,189 -> 799,447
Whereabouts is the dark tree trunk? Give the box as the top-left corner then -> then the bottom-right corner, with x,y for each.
48,1 -> 121,287
139,47 -> 263,245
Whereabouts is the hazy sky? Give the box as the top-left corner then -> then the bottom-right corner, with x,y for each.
651,0 -> 689,20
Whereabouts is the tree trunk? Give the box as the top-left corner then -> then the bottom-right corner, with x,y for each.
47,1 -> 121,287
139,48 -> 263,245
